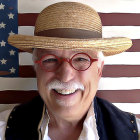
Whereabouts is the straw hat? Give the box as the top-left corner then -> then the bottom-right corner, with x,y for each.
8,2 -> 132,56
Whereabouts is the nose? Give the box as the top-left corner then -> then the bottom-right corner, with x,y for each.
55,60 -> 75,83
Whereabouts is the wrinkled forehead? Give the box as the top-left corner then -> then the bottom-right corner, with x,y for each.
34,48 -> 98,58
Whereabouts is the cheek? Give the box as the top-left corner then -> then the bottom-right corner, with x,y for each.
36,66 -> 54,81
81,67 -> 100,96
35,67 -> 54,94
89,68 -> 100,90
82,67 -> 99,84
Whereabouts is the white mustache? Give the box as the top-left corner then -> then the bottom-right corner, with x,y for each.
47,79 -> 84,91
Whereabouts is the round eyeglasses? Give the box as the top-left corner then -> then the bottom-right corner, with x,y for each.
35,53 -> 98,72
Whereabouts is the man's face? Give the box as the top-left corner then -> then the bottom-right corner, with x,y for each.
35,49 -> 104,117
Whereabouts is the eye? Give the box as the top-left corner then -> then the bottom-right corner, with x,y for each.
74,57 -> 90,62
43,58 -> 58,63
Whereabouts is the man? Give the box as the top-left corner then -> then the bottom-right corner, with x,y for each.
0,1 -> 140,140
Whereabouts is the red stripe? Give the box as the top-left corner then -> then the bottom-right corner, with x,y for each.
18,13 -> 140,26
96,90 -> 140,103
0,90 -> 140,103
99,13 -> 140,26
19,65 -> 140,78
19,66 -> 36,77
18,13 -> 38,26
102,65 -> 140,77
127,39 -> 140,52
136,114 -> 140,118
0,91 -> 38,104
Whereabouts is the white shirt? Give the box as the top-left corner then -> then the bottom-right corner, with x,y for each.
0,105 -> 140,140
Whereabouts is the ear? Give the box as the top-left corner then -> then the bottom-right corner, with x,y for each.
98,61 -> 104,78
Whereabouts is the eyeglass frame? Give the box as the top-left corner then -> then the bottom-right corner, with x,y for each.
35,52 -> 98,72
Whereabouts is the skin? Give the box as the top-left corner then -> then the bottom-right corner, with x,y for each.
35,49 -> 104,140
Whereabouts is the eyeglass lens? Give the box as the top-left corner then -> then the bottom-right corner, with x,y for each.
71,53 -> 91,70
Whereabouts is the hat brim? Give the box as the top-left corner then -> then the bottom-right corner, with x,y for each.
8,34 -> 132,56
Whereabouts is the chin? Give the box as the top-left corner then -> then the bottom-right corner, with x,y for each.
55,99 -> 77,107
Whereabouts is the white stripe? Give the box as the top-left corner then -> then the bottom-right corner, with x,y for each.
1,77 -> 140,91
0,104 -> 17,112
113,103 -> 140,114
18,0 -> 140,13
0,104 -> 139,114
104,52 -> 140,65
18,26 -> 34,36
98,77 -> 140,90
19,52 -> 140,65
19,52 -> 34,66
0,78 -> 37,91
103,26 -> 140,39
18,26 -> 140,39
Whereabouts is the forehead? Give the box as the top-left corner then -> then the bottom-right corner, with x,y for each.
35,49 -> 98,57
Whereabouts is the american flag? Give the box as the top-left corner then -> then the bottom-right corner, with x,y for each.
0,0 -> 140,117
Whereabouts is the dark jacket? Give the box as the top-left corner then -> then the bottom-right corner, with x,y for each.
5,96 -> 138,140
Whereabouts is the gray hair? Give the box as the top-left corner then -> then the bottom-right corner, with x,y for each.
32,49 -> 104,71
97,51 -> 104,68
32,49 -> 38,71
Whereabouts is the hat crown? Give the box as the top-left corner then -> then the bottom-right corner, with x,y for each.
34,2 -> 102,38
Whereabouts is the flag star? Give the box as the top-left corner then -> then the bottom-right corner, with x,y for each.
0,58 -> 7,64
9,31 -> 15,36
8,13 -> 14,19
0,3 -> 5,10
9,50 -> 16,55
0,22 -> 6,29
0,40 -> 6,47
9,67 -> 16,73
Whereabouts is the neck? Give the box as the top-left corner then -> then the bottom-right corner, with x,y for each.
48,110 -> 86,140
48,109 -> 87,130
46,104 -> 91,140
46,102 -> 92,129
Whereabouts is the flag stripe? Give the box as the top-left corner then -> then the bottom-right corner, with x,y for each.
0,104 -> 17,113
0,78 -> 37,91
19,65 -> 140,78
18,0 -> 140,13
99,13 -> 140,26
98,78 -> 140,90
128,39 -> 140,52
18,13 -> 38,26
112,103 -> 140,114
19,52 -> 140,65
18,13 -> 140,26
1,105 -> 136,118
136,115 -> 140,118
102,26 -> 140,39
102,65 -> 140,77
103,52 -> 140,65
1,90 -> 140,103
1,91 -> 140,114
18,26 -> 140,39
96,90 -> 140,103
0,90 -> 38,104
1,77 -> 140,91
19,66 -> 35,77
